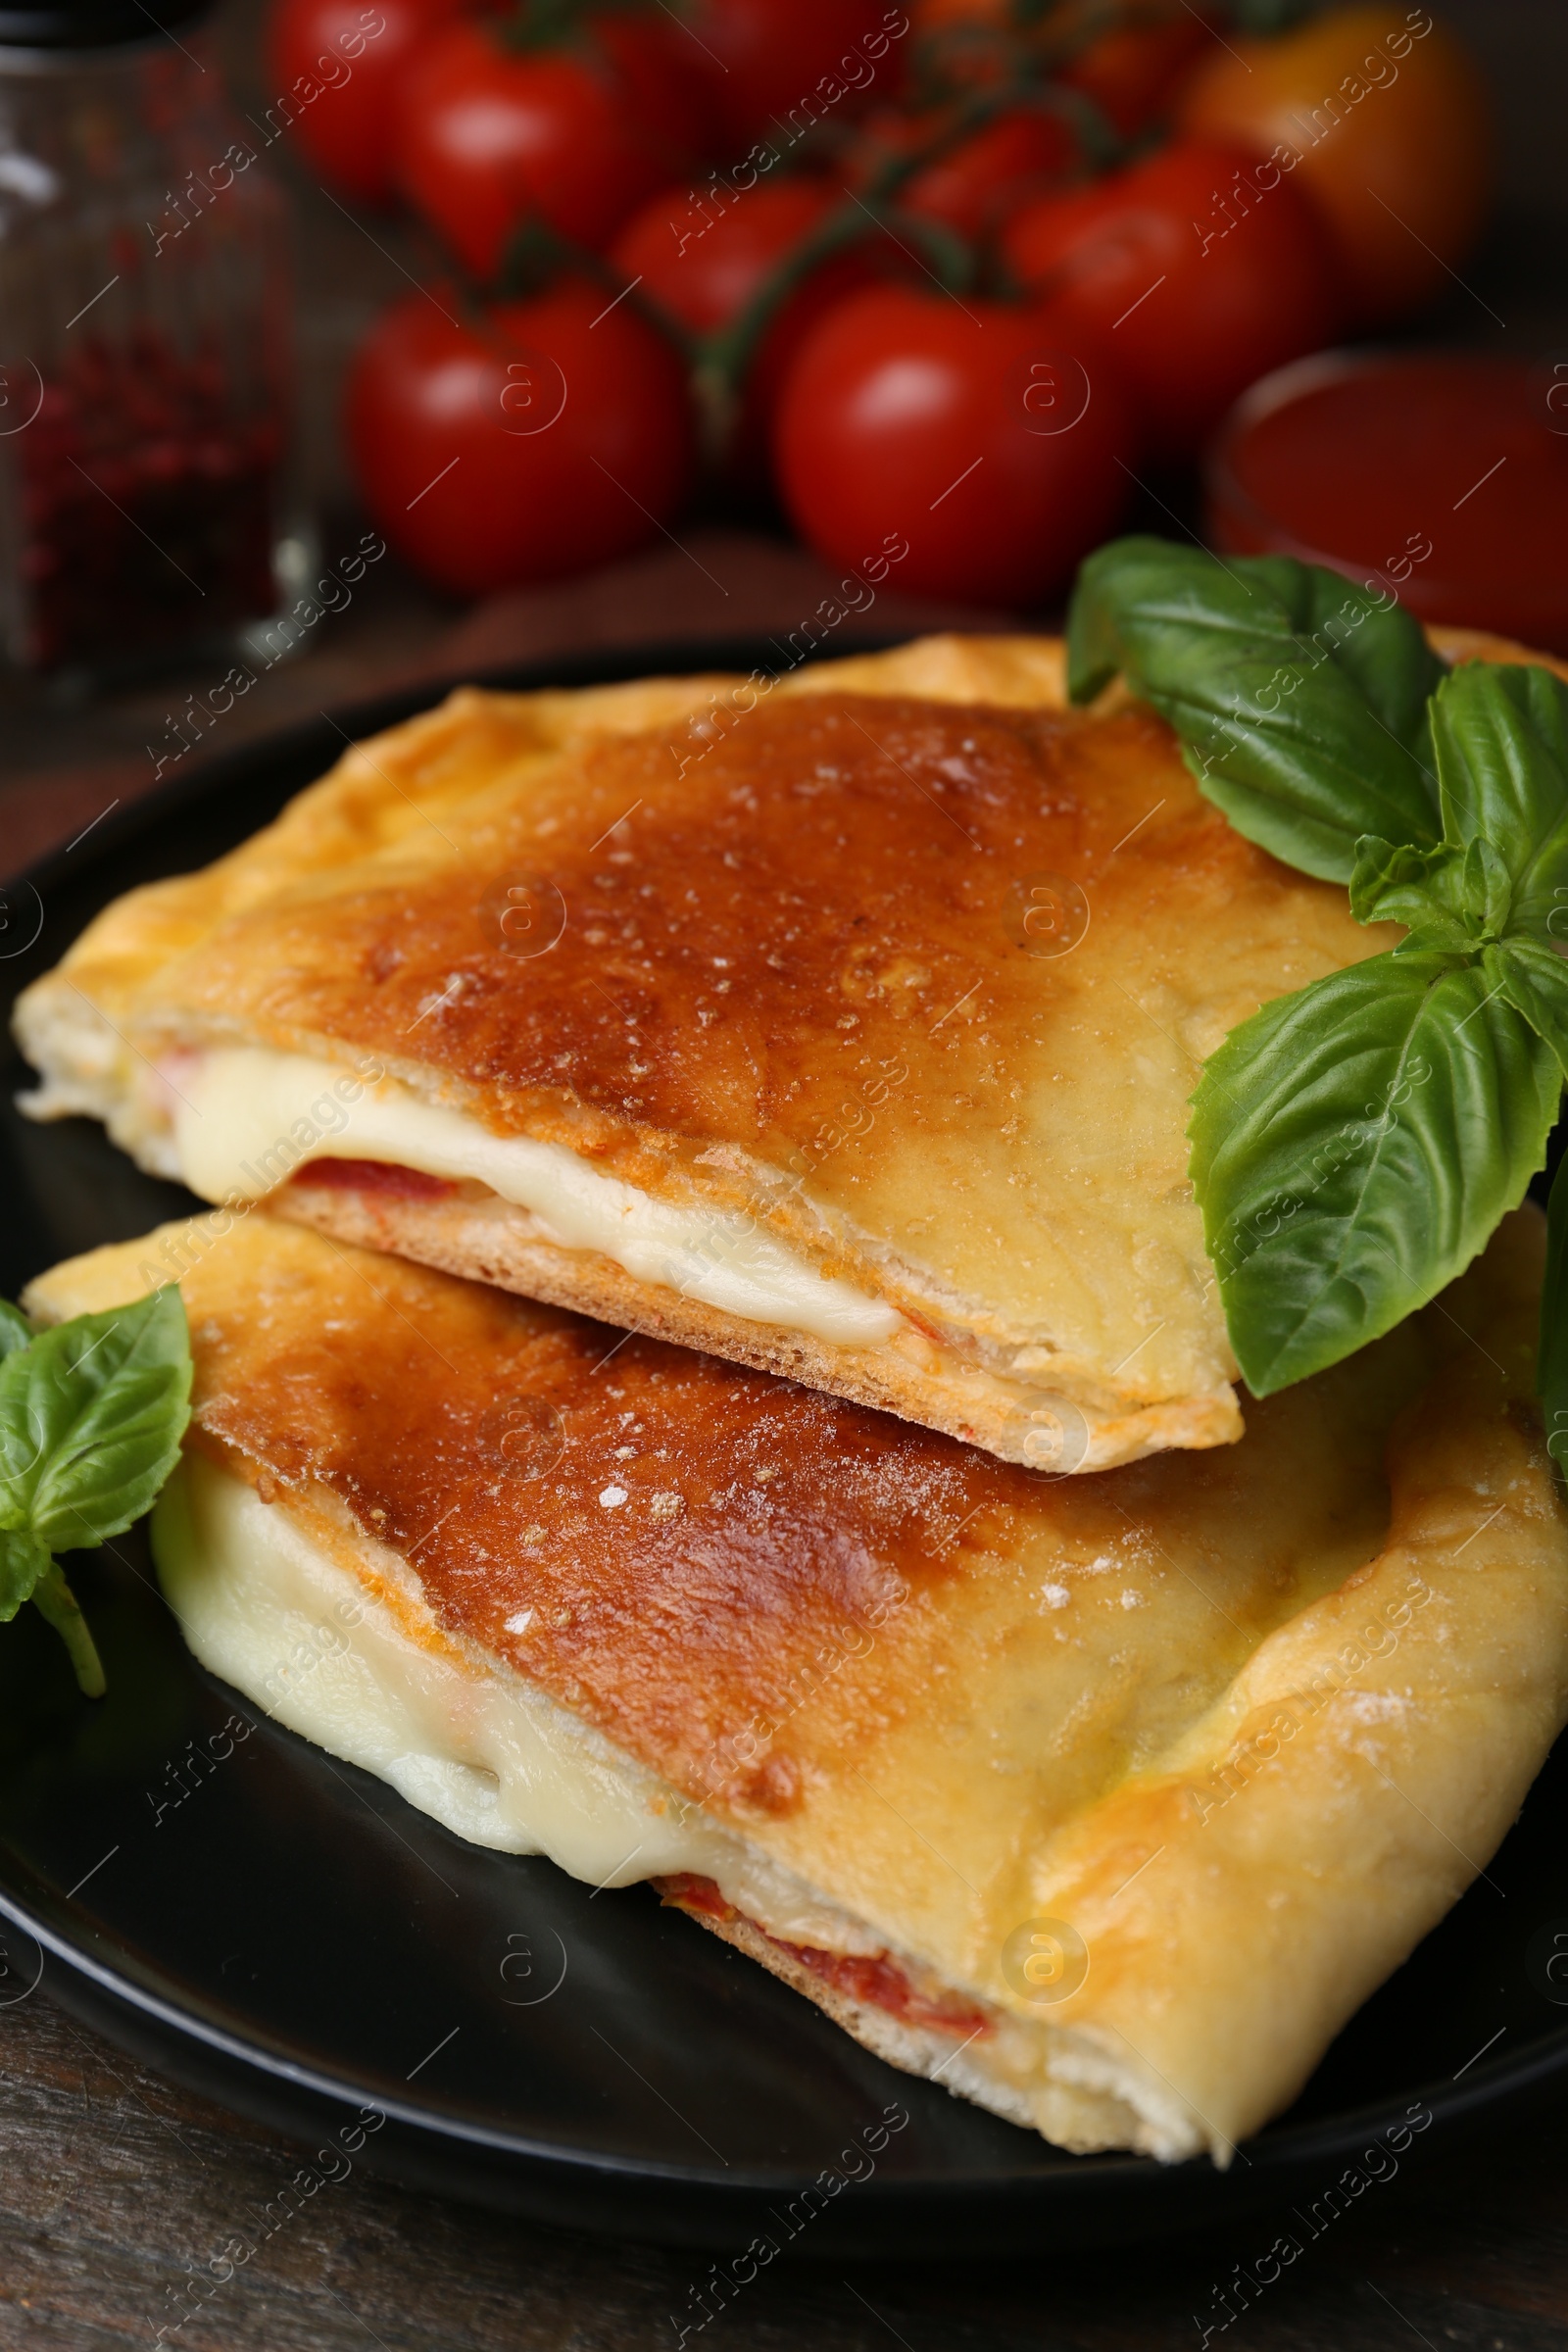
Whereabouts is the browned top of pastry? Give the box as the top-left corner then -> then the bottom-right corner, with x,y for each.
29,1210 -> 1473,1824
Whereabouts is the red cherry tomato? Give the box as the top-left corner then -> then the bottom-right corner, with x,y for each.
394,22 -> 693,279
1001,139 -> 1342,461
267,0 -> 471,206
1058,9 -> 1213,137
899,105 -> 1078,241
344,279 -> 695,595
903,0 -> 1011,96
1176,4 -> 1493,323
681,0 -> 906,149
773,285 -> 1133,604
612,176 -> 895,480
615,177 -> 846,340
588,10 -> 716,162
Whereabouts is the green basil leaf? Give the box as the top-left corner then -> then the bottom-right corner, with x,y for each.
1349,836 -> 1470,941
0,1529 -> 49,1623
1464,836 -> 1515,936
1491,938 -> 1568,1082
1350,833 -> 1516,950
1542,1152 -> 1568,1474
1190,952 -> 1561,1394
0,1301 -> 31,1363
1393,925 -> 1486,958
1430,662 -> 1568,940
1066,538 -> 1443,882
1247,554 -> 1445,760
0,1288 -> 193,1552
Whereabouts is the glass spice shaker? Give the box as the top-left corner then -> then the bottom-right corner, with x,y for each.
0,0 -> 312,683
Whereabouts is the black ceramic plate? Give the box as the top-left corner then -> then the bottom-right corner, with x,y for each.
1,642 -> 1566,2258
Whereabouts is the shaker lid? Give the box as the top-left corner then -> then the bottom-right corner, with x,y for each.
0,0 -> 211,46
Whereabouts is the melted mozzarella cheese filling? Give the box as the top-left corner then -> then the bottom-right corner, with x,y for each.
153,1453 -> 1185,2158
170,1049 -> 902,1348
153,1455 -> 882,1950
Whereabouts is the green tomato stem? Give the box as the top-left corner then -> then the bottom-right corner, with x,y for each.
31,1565 -> 107,1698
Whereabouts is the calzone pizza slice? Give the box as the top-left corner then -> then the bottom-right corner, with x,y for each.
14,635 -> 1416,1471
26,1205 -> 1568,2162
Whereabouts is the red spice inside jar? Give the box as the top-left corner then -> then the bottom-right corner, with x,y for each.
20,326 -> 281,671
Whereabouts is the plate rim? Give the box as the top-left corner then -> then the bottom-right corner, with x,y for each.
7,1858 -> 1566,2203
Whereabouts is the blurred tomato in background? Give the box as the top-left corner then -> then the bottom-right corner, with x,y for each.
1055,0 -> 1211,135
589,7 -> 716,157
773,286 -> 1133,602
268,0 -> 472,204
905,0 -> 1210,128
346,278 -> 694,592
1177,4 -> 1493,321
1003,138 -> 1343,460
849,102 -> 1080,242
301,0 -> 1500,612
392,18 -> 701,276
613,175 -> 902,482
680,0 -> 906,147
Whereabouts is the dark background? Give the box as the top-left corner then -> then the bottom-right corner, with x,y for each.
3,3 -> 1568,2346
4,0 -> 1565,822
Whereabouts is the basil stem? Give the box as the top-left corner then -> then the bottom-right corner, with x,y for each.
30,1566 -> 107,1700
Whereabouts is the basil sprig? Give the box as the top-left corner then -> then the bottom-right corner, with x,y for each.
1066,539 -> 1568,1426
1068,537 -> 1446,883
0,1289 -> 193,1694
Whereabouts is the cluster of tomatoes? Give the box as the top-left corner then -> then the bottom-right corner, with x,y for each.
271,0 -> 1492,603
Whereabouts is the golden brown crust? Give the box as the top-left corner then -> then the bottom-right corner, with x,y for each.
28,1206 -> 1410,1821
1430,625 -> 1568,678
13,632 -> 1408,1466
24,1206 -> 1568,2158
17,643 -> 1068,1051
128,697 -> 1268,1164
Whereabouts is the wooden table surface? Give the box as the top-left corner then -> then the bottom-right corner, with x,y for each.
4,1 -> 1568,2344
6,1966 -> 1568,2349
